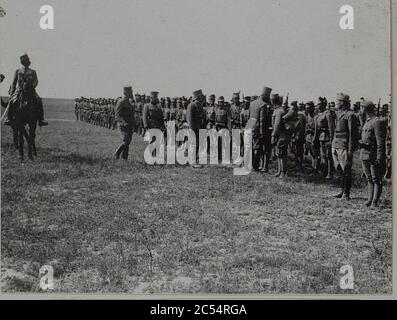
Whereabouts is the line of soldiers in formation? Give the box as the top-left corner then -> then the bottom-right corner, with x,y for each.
75,86 -> 391,208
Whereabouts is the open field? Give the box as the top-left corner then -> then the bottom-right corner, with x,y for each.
1,98 -> 392,294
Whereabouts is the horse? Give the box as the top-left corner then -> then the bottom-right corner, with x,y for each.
12,90 -> 39,161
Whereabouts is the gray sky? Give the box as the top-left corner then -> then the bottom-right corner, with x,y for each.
0,0 -> 391,102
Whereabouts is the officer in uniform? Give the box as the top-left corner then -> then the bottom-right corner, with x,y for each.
187,89 -> 206,166
315,97 -> 335,179
246,87 -> 271,172
272,94 -> 289,177
332,93 -> 359,200
305,101 -> 319,173
230,92 -> 242,129
114,86 -> 136,160
205,94 -> 216,129
143,91 -> 165,131
6,53 -> 48,127
359,100 -> 387,208
293,101 -> 307,172
213,96 -> 231,161
240,96 -> 251,129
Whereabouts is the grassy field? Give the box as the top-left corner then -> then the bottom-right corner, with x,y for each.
0,98 -> 392,294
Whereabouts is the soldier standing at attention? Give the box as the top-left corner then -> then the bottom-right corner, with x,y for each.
214,96 -> 231,161
187,89 -> 206,167
271,94 -> 289,177
332,93 -> 358,200
143,91 -> 165,131
315,97 -> 335,179
205,94 -> 216,129
240,96 -> 251,129
245,87 -> 271,172
294,101 -> 307,172
359,100 -> 387,208
114,86 -> 136,160
230,92 -> 242,129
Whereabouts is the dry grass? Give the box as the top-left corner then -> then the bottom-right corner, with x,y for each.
0,99 -> 392,294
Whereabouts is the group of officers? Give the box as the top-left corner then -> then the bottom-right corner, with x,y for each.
75,85 -> 391,208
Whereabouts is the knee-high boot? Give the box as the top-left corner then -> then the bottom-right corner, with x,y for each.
334,175 -> 345,198
371,184 -> 382,208
343,173 -> 352,200
365,182 -> 374,207
114,144 -> 124,159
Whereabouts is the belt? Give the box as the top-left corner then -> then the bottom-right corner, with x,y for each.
335,132 -> 348,138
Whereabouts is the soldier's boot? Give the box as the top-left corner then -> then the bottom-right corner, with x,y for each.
341,174 -> 352,201
281,157 -> 288,177
365,182 -> 374,207
122,146 -> 129,160
262,154 -> 270,173
35,98 -> 48,127
325,161 -> 333,180
334,176 -> 345,198
274,159 -> 282,177
252,151 -> 261,172
371,184 -> 382,208
114,145 -> 124,159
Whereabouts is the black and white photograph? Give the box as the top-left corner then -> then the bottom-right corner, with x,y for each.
0,0 -> 394,297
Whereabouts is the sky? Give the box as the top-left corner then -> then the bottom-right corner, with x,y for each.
0,0 -> 391,102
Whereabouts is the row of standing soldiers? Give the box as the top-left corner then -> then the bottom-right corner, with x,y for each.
76,86 -> 391,208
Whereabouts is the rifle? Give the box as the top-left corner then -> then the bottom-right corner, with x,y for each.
285,93 -> 289,107
377,98 -> 381,116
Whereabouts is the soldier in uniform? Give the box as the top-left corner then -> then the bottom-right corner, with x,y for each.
187,89 -> 206,166
315,97 -> 335,179
272,94 -> 290,177
6,53 -> 48,127
230,92 -> 242,129
205,94 -> 216,129
240,96 -> 251,129
114,86 -> 136,160
143,91 -> 165,131
214,96 -> 231,161
246,87 -> 272,172
359,100 -> 387,208
332,93 -> 359,200
293,101 -> 307,172
305,101 -> 319,173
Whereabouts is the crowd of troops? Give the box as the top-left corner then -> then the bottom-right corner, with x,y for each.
75,85 -> 391,208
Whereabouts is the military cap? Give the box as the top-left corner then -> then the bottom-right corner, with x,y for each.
291,101 -> 298,107
271,94 -> 279,102
279,95 -> 284,104
20,53 -> 29,60
361,99 -> 374,108
123,86 -> 133,95
353,101 -> 361,107
251,95 -> 258,101
232,92 -> 240,99
150,91 -> 159,97
244,96 -> 251,101
305,101 -> 315,108
218,96 -> 225,102
336,93 -> 349,102
193,89 -> 204,100
0,74 -> 4,82
261,87 -> 272,96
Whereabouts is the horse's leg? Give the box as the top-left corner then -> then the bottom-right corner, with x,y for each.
29,122 -> 37,157
18,127 -> 25,161
24,124 -> 34,160
11,124 -> 19,150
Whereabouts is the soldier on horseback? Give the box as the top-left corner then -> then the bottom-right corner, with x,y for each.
5,53 -> 48,127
